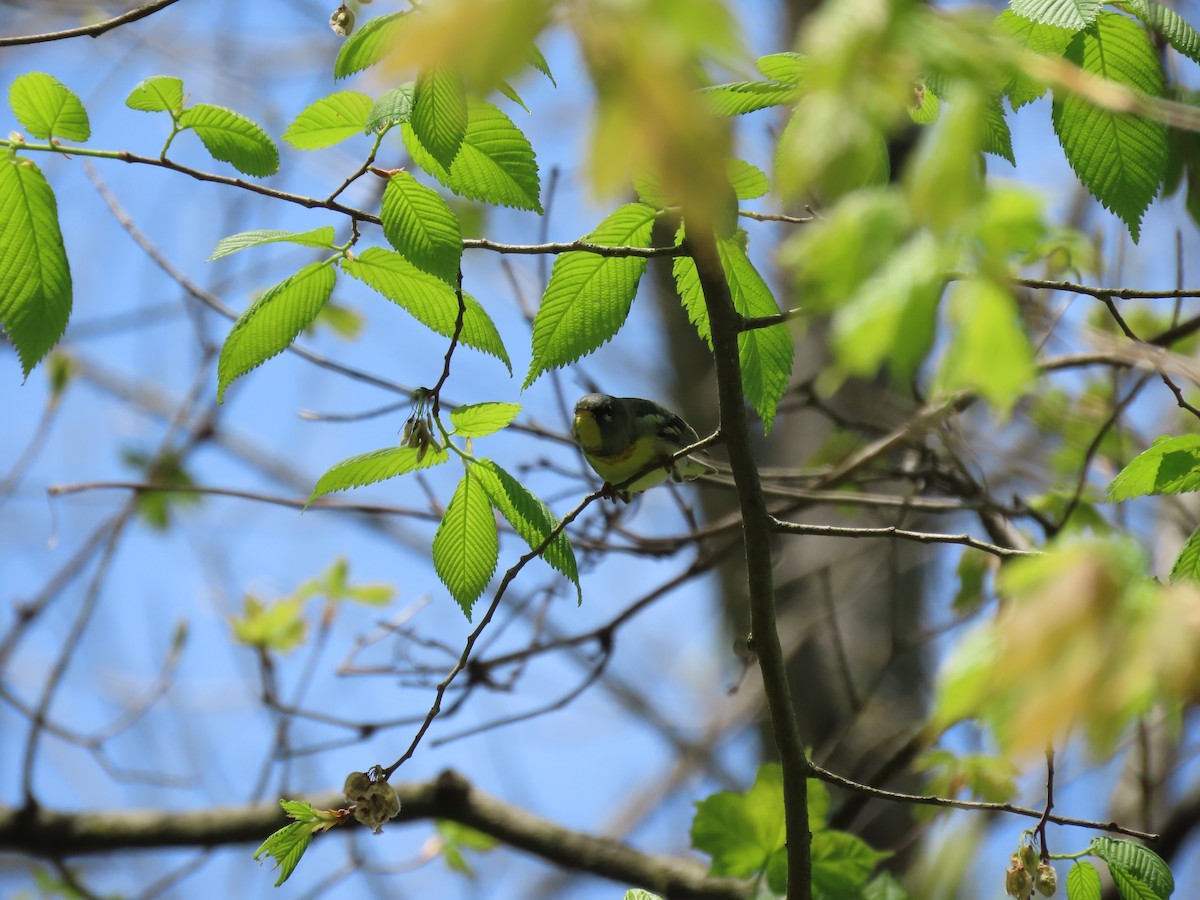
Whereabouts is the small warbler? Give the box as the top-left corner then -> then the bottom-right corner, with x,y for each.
571,393 -> 716,500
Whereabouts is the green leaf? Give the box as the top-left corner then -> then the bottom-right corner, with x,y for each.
309,444 -> 450,502
1127,0 -> 1200,64
403,98 -> 541,212
623,892 -> 664,900
450,402 -> 521,438
283,91 -> 373,150
217,262 -> 336,401
811,830 -> 890,899
1067,861 -> 1103,900
523,203 -> 658,388
691,763 -> 785,879
756,52 -> 806,84
727,158 -> 769,199
178,103 -> 279,177
936,276 -> 1035,414
9,72 -> 89,142
124,75 -> 184,113
253,821 -> 312,887
1010,0 -> 1101,30
1051,12 -> 1168,242
0,157 -> 72,377
207,227 -> 337,261
231,595 -> 307,653
334,11 -> 408,79
996,11 -> 1076,110
380,172 -> 463,284
412,68 -> 469,169
701,80 -> 800,116
673,237 -> 793,431
366,84 -> 415,133
341,247 -> 510,371
1107,434 -> 1200,500
863,872 -> 912,900
982,93 -> 1015,164
1090,838 -> 1173,898
909,80 -> 941,125
1169,522 -> 1200,583
433,469 -> 499,618
472,459 -> 580,598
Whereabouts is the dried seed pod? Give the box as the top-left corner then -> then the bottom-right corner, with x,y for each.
329,5 -> 354,36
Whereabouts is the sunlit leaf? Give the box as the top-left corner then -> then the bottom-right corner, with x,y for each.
208,227 -> 337,261
450,402 -> 521,438
9,72 -> 89,141
309,444 -> 450,502
433,468 -> 499,617
334,11 -> 408,78
125,75 -> 184,113
178,103 -> 279,177
380,172 -> 463,284
283,91 -> 374,149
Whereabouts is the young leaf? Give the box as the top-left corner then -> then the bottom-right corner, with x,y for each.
402,98 -> 541,212
523,203 -> 658,388
366,84 -> 415,133
936,276 -> 1035,414
1051,12 -> 1168,242
755,52 -> 806,84
178,104 -> 280,177
125,75 -> 184,113
283,91 -> 374,150
1127,0 -> 1200,64
811,831 -> 890,899
231,595 -> 307,653
472,459 -> 579,598
1010,0 -> 1101,30
217,262 -> 336,401
8,72 -> 90,142
253,821 -> 312,887
341,247 -> 510,371
412,67 -> 469,170
691,763 -> 785,878
0,157 -> 72,377
334,11 -> 408,79
673,237 -> 793,431
727,158 -> 769,200
433,469 -> 499,618
309,444 -> 450,502
995,11 -> 1076,110
1107,434 -> 1200,500
1089,837 -> 1173,899
380,172 -> 463,284
1066,861 -> 1102,900
1170,523 -> 1200,583
207,227 -> 337,261
701,80 -> 800,117
450,402 -> 521,438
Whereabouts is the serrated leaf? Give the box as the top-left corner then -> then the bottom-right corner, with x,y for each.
691,763 -> 785,878
309,444 -> 450,502
472,459 -> 579,597
937,276 -> 1034,414
412,68 -> 469,169
1127,0 -> 1200,64
523,203 -> 658,388
909,81 -> 940,125
9,72 -> 89,141
341,247 -> 510,371
982,93 -> 1014,164
727,158 -> 769,199
497,80 -> 530,113
1010,0 -> 1101,30
1067,861 -> 1103,900
1107,434 -> 1200,500
254,821 -> 312,887
0,157 -> 72,377
125,75 -> 184,113
380,172 -> 462,284
1089,840 -> 1171,900
756,52 -> 806,84
1169,522 -> 1200,583
863,872 -> 912,900
673,237 -> 793,431
450,402 -> 521,438
334,11 -> 408,79
403,98 -> 541,212
433,469 -> 499,618
701,80 -> 800,117
217,262 -> 336,401
367,84 -> 415,133
528,43 -> 556,85
283,91 -> 373,150
811,831 -> 890,898
1051,13 -> 1168,242
178,103 -> 279,177
208,227 -> 337,261
996,11 -> 1076,110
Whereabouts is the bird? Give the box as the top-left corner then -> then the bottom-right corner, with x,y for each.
570,393 -> 716,500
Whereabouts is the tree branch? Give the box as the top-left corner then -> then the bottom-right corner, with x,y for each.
0,771 -> 749,899
0,0 -> 184,46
